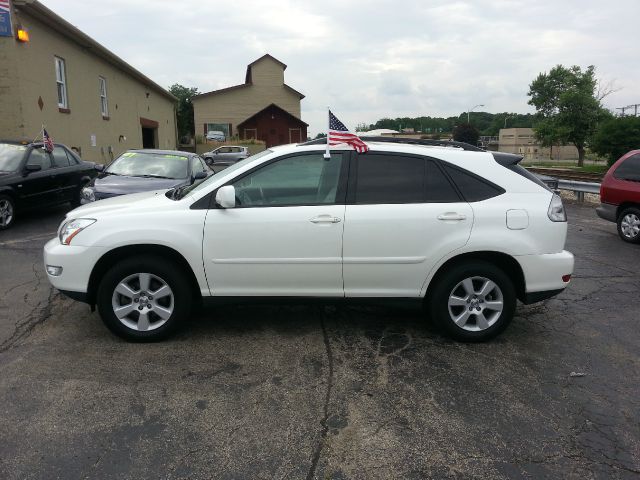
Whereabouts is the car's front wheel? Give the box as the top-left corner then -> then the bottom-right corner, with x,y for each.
617,207 -> 640,244
0,194 -> 16,230
428,261 -> 516,342
97,255 -> 193,341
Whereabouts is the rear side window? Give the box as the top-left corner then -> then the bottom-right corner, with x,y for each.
613,154 -> 640,181
355,154 -> 424,204
426,159 -> 460,202
52,147 -> 71,167
442,164 -> 505,202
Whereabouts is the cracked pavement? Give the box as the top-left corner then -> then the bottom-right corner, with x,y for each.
0,202 -> 638,479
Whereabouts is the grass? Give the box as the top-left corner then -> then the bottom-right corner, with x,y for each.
521,161 -> 609,174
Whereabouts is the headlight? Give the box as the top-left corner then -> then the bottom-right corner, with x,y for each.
59,218 -> 96,245
547,194 -> 567,222
81,187 -> 95,204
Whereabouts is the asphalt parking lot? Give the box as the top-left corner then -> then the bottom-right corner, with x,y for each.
0,202 -> 638,479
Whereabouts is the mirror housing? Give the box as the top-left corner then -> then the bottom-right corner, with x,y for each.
94,163 -> 105,171
193,171 -> 208,181
24,164 -> 42,173
215,185 -> 236,208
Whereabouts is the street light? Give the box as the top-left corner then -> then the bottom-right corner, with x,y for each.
467,104 -> 485,123
504,115 -> 512,128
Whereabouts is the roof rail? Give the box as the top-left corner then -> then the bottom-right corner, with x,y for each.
299,136 -> 484,152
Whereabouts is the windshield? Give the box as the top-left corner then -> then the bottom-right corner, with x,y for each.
180,149 -> 273,198
0,144 -> 27,172
106,151 -> 189,179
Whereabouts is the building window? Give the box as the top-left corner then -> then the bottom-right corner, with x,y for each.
54,57 -> 68,108
99,76 -> 108,117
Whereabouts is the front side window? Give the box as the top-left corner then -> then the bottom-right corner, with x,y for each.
99,76 -> 108,117
231,153 -> 344,207
54,57 -> 68,108
355,154 -> 425,204
613,153 -> 640,181
191,156 -> 207,175
26,148 -> 52,170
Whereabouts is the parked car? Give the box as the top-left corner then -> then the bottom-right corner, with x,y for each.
205,131 -> 226,142
80,150 -> 211,204
0,141 -> 97,230
596,149 -> 640,243
44,138 -> 573,342
202,146 -> 250,165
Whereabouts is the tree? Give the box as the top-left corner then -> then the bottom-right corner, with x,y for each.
528,65 -> 607,166
591,115 -> 640,166
452,123 -> 480,145
169,84 -> 199,141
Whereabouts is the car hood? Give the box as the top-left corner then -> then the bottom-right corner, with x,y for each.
69,189 -> 174,218
90,173 -> 187,195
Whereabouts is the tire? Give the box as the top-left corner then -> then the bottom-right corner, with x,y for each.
616,207 -> 640,244
70,182 -> 88,208
0,194 -> 16,230
96,255 -> 193,342
428,261 -> 516,342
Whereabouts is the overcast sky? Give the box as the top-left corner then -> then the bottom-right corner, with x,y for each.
42,0 -> 640,136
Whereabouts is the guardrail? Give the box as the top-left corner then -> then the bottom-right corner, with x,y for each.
557,179 -> 601,201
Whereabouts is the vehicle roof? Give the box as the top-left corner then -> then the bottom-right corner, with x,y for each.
0,140 -> 68,148
127,149 -> 194,156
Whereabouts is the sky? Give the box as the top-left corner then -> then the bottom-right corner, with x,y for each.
41,0 -> 640,137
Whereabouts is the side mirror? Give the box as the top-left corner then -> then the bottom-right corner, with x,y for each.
94,164 -> 105,171
192,171 -> 208,182
24,164 -> 42,173
215,185 -> 236,208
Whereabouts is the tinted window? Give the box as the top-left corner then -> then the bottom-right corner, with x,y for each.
613,154 -> 640,181
426,159 -> 460,202
26,149 -> 52,170
442,164 -> 504,202
232,153 -> 343,207
52,147 -> 71,167
355,154 -> 425,204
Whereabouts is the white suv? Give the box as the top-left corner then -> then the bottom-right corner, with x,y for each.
43,138 -> 574,342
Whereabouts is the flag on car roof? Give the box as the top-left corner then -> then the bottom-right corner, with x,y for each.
43,128 -> 54,153
0,0 -> 10,13
328,110 -> 369,153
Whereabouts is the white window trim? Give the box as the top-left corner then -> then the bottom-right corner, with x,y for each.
54,56 -> 68,108
99,76 -> 108,117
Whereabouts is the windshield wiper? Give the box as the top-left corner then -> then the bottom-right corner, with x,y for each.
130,174 -> 175,179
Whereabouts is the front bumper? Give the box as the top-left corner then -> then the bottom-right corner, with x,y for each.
515,250 -> 574,301
596,203 -> 617,223
43,238 -> 105,295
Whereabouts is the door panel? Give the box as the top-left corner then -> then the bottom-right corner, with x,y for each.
51,146 -> 79,202
19,149 -> 58,208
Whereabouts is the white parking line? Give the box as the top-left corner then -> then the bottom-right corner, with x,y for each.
0,232 -> 57,246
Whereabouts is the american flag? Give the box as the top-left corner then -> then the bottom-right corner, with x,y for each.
328,110 -> 369,153
0,0 -> 10,13
43,128 -> 54,153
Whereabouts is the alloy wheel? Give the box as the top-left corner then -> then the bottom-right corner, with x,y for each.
111,272 -> 174,331
0,199 -> 14,228
621,213 -> 640,239
447,276 -> 504,331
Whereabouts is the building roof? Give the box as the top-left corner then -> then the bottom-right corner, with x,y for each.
237,103 -> 309,128
193,54 -> 305,101
12,0 -> 177,102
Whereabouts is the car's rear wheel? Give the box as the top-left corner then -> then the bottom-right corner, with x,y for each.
97,255 -> 193,341
0,194 -> 16,230
428,261 -> 516,342
617,207 -> 640,244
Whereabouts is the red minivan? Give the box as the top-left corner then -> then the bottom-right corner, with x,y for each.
596,150 -> 640,243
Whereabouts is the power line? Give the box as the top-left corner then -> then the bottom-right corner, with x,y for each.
616,104 -> 640,116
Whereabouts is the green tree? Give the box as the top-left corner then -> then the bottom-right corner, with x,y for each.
452,123 -> 480,145
528,65 -> 606,166
169,84 -> 199,140
591,115 -> 640,166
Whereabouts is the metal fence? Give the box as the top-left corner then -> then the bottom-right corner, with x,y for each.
558,179 -> 601,201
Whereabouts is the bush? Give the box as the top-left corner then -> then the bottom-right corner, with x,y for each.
591,116 -> 640,166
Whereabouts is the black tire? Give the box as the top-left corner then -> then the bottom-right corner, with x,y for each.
428,260 -> 516,342
616,207 -> 640,244
96,255 -> 193,342
0,194 -> 16,230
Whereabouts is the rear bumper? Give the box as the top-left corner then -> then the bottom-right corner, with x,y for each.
515,250 -> 574,299
596,203 -> 617,223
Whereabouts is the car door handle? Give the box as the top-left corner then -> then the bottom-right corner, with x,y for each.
437,212 -> 467,221
309,215 -> 341,224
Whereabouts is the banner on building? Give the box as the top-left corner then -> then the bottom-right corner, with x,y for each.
0,0 -> 12,37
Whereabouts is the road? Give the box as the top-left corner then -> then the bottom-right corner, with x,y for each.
0,202 -> 638,479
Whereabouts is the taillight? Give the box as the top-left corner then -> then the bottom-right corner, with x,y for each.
547,194 -> 567,222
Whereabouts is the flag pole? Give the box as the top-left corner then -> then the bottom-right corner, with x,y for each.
324,106 -> 331,159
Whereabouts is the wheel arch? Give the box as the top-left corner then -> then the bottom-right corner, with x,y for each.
87,244 -> 202,307
617,202 -> 640,219
425,251 -> 526,303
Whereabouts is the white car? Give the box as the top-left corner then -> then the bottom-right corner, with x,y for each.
43,138 -> 574,342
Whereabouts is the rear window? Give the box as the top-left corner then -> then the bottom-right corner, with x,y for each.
0,143 -> 27,172
442,164 -> 505,202
613,153 -> 640,181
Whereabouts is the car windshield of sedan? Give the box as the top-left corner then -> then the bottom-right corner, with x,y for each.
0,143 -> 27,172
105,152 -> 189,179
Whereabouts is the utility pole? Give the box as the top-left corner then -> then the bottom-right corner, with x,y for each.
616,104 -> 640,116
